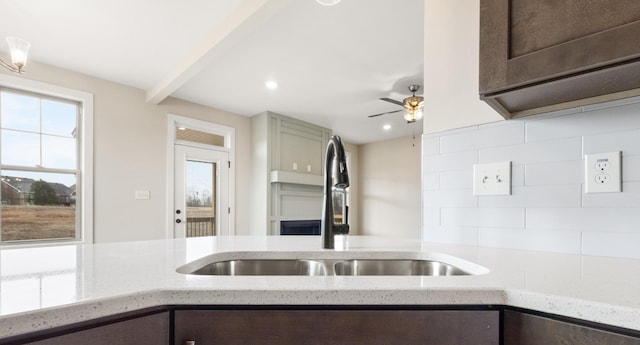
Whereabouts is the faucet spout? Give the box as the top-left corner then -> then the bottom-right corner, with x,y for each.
322,135 -> 350,249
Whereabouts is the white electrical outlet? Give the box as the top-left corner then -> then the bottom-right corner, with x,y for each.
585,151 -> 621,193
473,161 -> 511,196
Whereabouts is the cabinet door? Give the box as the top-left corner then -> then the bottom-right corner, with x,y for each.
503,310 -> 640,345
23,312 -> 169,345
479,0 -> 640,118
278,127 -> 327,175
174,309 -> 498,345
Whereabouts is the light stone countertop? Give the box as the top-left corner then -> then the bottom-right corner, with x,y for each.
1,235 -> 640,339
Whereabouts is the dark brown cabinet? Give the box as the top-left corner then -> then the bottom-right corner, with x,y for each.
173,309 -> 499,345
503,309 -> 640,345
479,0 -> 640,119
3,311 -> 169,345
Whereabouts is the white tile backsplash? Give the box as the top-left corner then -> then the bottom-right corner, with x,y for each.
441,208 -> 525,228
423,225 -> 479,245
582,232 -> 640,259
425,189 -> 477,208
424,149 -> 477,173
525,160 -> 583,186
525,208 -> 640,232
439,122 -> 524,153
439,170 -> 473,190
479,137 -> 582,165
478,185 -> 582,208
478,228 -> 582,254
422,136 -> 440,156
582,181 -> 640,208
622,155 -> 640,181
422,99 -> 640,259
583,128 -> 640,156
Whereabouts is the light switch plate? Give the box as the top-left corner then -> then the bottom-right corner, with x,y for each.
473,161 -> 511,196
585,151 -> 621,193
135,190 -> 150,200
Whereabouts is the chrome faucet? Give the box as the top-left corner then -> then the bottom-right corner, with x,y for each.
322,135 -> 350,249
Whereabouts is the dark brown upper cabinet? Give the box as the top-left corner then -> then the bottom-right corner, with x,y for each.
479,0 -> 640,119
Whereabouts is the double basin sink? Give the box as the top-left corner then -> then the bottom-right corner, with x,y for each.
176,251 -> 489,277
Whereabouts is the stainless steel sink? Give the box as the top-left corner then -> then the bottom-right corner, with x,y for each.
333,259 -> 468,276
177,252 -> 488,276
189,259 -> 327,276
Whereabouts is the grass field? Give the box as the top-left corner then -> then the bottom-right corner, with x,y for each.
1,205 -> 76,241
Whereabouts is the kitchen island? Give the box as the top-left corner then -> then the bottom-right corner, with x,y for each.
1,236 -> 639,342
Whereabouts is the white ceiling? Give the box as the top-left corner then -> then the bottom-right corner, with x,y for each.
0,0 -> 424,144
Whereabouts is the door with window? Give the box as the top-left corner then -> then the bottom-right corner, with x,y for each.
174,145 -> 229,238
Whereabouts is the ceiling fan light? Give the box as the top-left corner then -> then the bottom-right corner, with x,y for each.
404,96 -> 424,109
403,108 -> 423,123
6,37 -> 30,71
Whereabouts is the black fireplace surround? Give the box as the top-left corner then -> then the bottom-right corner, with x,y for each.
280,220 -> 321,236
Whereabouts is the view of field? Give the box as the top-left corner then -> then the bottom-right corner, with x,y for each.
1,205 -> 75,241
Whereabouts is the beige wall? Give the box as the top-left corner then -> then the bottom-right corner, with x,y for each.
423,0 -> 503,134
1,60 -> 251,243
357,136 -> 421,238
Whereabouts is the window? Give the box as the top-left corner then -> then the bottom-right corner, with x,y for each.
0,75 -> 93,245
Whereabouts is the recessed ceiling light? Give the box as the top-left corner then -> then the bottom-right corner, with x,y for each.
316,0 -> 341,5
265,80 -> 278,90
383,124 -> 391,131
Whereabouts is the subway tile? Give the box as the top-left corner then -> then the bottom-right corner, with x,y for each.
436,125 -> 478,136
423,225 -> 478,245
440,122 -> 524,153
423,207 -> 440,226
441,207 -> 525,228
582,181 -> 640,208
478,185 -> 581,208
582,232 -> 640,259
423,136 -> 440,156
511,164 -> 525,187
581,95 -> 640,112
526,102 -> 640,142
525,160 -> 582,186
424,189 -> 477,208
479,137 -> 581,165
623,155 -> 640,181
423,150 -> 478,173
583,128 -> 640,156
439,169 -> 473,190
423,172 -> 440,191
478,228 -> 581,254
524,107 -> 584,122
526,208 -> 640,232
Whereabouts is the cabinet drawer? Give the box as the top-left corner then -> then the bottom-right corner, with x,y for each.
503,310 -> 640,345
174,309 -> 498,345
22,311 -> 169,345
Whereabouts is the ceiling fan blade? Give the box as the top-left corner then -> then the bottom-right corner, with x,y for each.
379,97 -> 404,106
368,109 -> 403,118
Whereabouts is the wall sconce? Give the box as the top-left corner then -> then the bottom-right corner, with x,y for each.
1,37 -> 31,74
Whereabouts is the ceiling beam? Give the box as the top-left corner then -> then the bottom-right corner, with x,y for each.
146,0 -> 289,105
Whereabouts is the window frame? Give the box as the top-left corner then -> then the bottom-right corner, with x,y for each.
0,73 -> 93,246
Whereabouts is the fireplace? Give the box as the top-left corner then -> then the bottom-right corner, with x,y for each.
280,220 -> 321,236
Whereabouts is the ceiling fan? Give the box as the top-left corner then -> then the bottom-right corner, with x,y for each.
368,84 -> 424,123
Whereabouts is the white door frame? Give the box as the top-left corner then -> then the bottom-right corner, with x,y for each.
174,144 -> 229,237
166,114 -> 235,238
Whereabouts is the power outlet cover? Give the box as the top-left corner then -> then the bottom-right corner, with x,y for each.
585,151 -> 621,193
473,161 -> 511,196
